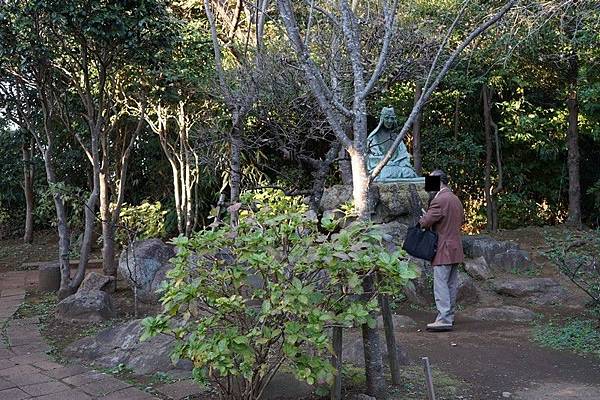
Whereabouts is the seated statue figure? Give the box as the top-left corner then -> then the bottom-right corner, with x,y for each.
367,106 -> 419,182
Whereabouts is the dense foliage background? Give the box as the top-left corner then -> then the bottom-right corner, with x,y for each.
1,0 -> 598,238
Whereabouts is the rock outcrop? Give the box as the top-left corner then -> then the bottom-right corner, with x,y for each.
56,290 -> 115,322
469,306 -> 536,322
64,319 -> 190,376
462,235 -> 531,272
79,272 -> 116,293
118,239 -> 175,303
320,183 -> 429,224
492,277 -> 569,305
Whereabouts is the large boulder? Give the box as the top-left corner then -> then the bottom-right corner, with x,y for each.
492,277 -> 569,305
462,235 -> 531,272
376,221 -> 408,245
118,239 -> 175,303
79,272 -> 115,292
56,290 -> 115,322
64,319 -> 191,376
402,262 -> 433,306
469,306 -> 536,322
456,271 -> 479,304
464,256 -> 493,281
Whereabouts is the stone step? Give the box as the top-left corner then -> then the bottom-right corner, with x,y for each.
20,259 -> 103,269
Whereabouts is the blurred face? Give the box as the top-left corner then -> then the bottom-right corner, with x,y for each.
427,173 -> 442,195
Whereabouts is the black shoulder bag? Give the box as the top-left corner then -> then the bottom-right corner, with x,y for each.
402,224 -> 438,261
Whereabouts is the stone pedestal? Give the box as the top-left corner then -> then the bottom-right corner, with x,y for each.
320,182 -> 429,224
39,262 -> 61,292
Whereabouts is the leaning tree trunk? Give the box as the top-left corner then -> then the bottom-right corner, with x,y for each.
229,119 -> 243,227
22,138 -> 34,244
413,83 -> 423,175
99,170 -> 118,276
41,149 -> 71,294
309,141 -> 342,212
65,131 -> 101,298
483,85 -> 496,232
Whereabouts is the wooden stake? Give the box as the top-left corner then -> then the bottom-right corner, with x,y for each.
422,357 -> 436,400
331,327 -> 343,400
379,295 -> 402,384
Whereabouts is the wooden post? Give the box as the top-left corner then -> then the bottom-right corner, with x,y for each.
379,295 -> 402,385
330,327 -> 343,400
422,357 -> 436,400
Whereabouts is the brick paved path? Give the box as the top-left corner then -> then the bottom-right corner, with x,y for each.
0,271 -> 160,400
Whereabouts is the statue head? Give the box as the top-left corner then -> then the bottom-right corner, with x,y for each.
380,106 -> 397,130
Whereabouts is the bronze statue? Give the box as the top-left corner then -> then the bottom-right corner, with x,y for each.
367,106 -> 419,182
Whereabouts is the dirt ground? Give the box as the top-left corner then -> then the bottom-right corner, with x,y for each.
396,307 -> 600,400
0,230 -> 60,273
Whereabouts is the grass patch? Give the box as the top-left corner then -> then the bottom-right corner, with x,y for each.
533,319 -> 600,357
510,264 -> 542,276
14,291 -> 58,320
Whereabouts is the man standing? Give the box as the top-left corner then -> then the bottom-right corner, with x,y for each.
420,170 -> 465,331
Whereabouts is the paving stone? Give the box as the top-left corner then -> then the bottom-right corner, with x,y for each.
4,372 -> 53,386
63,371 -> 108,386
43,365 -> 88,380
20,380 -> 70,397
9,336 -> 44,347
0,364 -> 40,377
0,377 -> 15,391
0,302 -> 21,312
155,379 -> 205,399
10,354 -> 61,371
0,360 -> 18,371
10,342 -> 51,355
101,387 -> 158,400
1,289 -> 26,297
0,387 -> 31,400
0,310 -> 16,319
79,376 -> 131,396
35,388 -> 92,400
0,349 -> 14,361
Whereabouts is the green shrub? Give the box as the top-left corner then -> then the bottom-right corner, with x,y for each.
497,192 -> 564,228
142,189 -> 418,400
115,201 -> 167,245
34,182 -> 87,230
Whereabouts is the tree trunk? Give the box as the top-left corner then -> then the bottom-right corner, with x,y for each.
348,147 -> 370,219
41,150 -> 72,296
338,148 -> 353,185
22,138 -> 34,244
361,275 -> 386,398
413,83 -> 423,175
483,85 -> 495,232
330,326 -> 343,400
68,130 -> 101,297
230,121 -> 243,227
309,141 -> 341,212
348,146 -> 386,398
168,159 -> 183,234
566,88 -> 581,227
100,171 -> 117,276
379,294 -> 402,384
